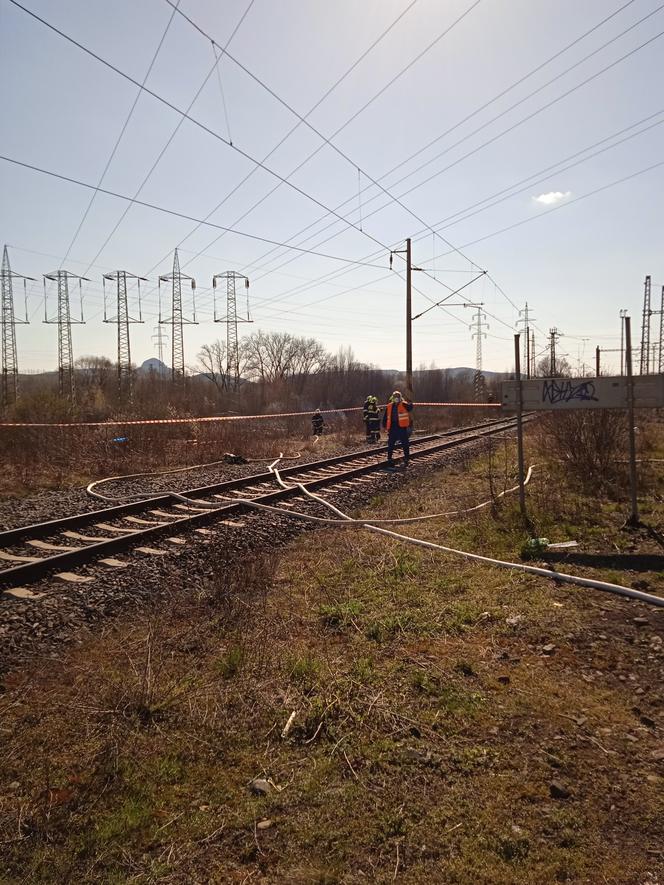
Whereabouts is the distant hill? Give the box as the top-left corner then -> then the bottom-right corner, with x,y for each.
137,358 -> 169,375
445,367 -> 507,381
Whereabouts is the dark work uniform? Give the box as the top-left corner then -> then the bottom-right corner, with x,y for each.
311,413 -> 325,435
366,404 -> 381,442
382,401 -> 413,465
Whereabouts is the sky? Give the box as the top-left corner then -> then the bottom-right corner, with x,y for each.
1,0 -> 663,377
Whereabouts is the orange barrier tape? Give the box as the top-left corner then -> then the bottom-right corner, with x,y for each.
0,402 -> 500,429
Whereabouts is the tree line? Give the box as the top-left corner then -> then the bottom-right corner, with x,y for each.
7,330 -> 497,422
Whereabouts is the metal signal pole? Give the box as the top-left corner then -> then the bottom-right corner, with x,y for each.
390,238 -> 414,395
406,237 -> 412,394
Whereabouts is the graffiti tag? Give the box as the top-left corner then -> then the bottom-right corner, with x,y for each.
542,379 -> 599,404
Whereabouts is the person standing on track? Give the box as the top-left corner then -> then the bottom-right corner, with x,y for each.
363,395 -> 381,442
311,408 -> 325,436
382,390 -> 413,468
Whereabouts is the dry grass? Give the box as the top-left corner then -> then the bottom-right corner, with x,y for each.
2,426 -> 663,882
0,407 -> 496,497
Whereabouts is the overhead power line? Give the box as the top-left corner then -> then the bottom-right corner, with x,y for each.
0,154 -> 392,269
142,0 -> 422,276
58,0 -> 183,269
262,7 -> 664,279
5,0 -> 426,275
225,0 -> 649,281
433,158 -> 664,256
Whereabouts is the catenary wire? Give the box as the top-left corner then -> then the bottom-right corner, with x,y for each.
57,0 -> 183,270
220,0 -> 647,282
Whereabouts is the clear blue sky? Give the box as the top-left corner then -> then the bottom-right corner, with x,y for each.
1,0 -> 663,376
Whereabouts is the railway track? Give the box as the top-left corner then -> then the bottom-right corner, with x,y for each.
0,416 -> 520,593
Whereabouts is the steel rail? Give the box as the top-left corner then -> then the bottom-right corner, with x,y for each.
0,417 -> 520,589
0,416 -> 513,546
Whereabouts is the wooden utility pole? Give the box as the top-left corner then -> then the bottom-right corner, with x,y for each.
406,237 -> 413,395
595,346 -> 600,377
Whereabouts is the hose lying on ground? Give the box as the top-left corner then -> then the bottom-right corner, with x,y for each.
86,451 -> 302,502
87,454 -> 664,610
264,457 -> 664,610
88,418 -> 516,504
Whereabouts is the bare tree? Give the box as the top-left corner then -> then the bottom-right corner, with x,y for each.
198,340 -> 229,394
241,331 -> 327,385
535,355 -> 572,377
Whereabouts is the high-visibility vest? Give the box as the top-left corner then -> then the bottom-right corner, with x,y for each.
386,402 -> 410,430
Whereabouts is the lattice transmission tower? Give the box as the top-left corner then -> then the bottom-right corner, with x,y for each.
549,328 -> 562,377
103,271 -> 145,399
659,285 -> 664,374
1,245 -> 32,409
470,308 -> 488,402
640,274 -> 652,375
516,302 -> 536,379
152,325 -> 168,366
158,249 -> 197,384
43,270 -> 86,400
212,271 -> 252,391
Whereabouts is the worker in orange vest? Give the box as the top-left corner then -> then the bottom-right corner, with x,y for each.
382,390 -> 413,468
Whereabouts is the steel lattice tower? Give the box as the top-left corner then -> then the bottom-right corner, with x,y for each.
470,308 -> 488,402
152,325 -> 168,366
103,270 -> 145,398
43,270 -> 86,400
517,302 -> 536,379
1,246 -> 31,409
549,328 -> 561,377
640,275 -> 652,375
212,271 -> 252,391
159,249 -> 196,384
659,286 -> 664,374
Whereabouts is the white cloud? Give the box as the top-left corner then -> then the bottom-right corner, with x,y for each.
532,190 -> 572,206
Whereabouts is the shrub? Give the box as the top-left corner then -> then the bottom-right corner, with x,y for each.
539,410 -> 627,489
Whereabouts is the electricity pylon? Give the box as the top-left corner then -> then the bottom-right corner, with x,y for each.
103,270 -> 145,399
212,271 -> 252,391
516,302 -> 535,379
1,245 -> 32,409
549,328 -> 562,377
640,274 -> 652,375
158,249 -> 197,385
152,325 -> 168,366
43,270 -> 87,400
470,307 -> 488,402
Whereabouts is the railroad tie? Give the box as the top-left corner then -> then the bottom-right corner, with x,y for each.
0,550 -> 41,563
3,586 -> 45,599
94,523 -> 141,534
56,572 -> 94,584
62,530 -> 115,543
27,540 -> 77,552
172,504 -> 211,513
99,558 -> 128,568
136,546 -> 170,556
